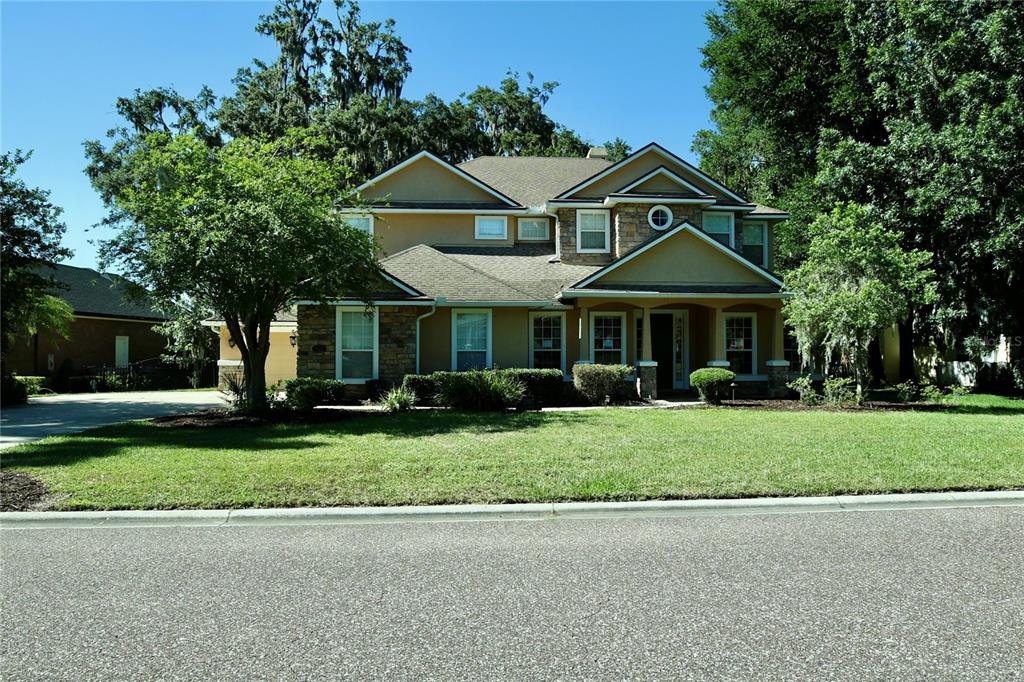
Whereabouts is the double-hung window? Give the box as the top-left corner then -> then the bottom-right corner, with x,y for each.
518,217 -> 549,241
344,214 -> 374,237
452,309 -> 492,371
577,210 -> 610,253
724,313 -> 756,376
740,222 -> 768,267
529,312 -> 565,372
783,327 -> 800,371
701,211 -> 734,248
591,313 -> 626,365
336,307 -> 378,382
475,216 -> 508,240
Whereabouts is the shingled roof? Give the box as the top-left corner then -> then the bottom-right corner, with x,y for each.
457,156 -> 612,209
382,244 -> 599,302
42,264 -> 169,321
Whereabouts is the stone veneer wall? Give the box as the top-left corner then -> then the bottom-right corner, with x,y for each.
558,204 -> 706,264
613,203 -> 703,259
296,304 -> 424,391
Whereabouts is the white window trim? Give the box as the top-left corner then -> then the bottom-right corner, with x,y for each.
345,214 -> 374,237
647,204 -> 674,231
517,217 -> 550,241
590,312 -> 627,364
451,308 -> 493,371
701,211 -> 735,248
335,306 -> 379,384
741,221 -> 768,267
475,215 -> 508,241
528,311 -> 567,376
576,209 -> 611,254
723,312 -> 758,379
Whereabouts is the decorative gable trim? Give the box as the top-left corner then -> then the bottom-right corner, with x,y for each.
570,220 -> 784,289
357,151 -> 522,208
615,165 -> 707,195
378,268 -> 426,297
554,143 -> 747,204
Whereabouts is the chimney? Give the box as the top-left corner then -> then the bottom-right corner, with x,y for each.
586,146 -> 608,160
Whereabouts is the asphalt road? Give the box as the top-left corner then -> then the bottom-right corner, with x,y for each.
0,390 -> 226,449
2,507 -> 1022,681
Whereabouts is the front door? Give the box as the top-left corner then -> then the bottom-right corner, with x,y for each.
650,314 -> 674,391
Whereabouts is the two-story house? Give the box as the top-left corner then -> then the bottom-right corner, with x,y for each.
278,142 -> 792,399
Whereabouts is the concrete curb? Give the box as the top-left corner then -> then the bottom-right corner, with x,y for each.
2,490 -> 1022,529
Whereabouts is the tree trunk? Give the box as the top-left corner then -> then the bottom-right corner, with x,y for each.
898,315 -> 916,382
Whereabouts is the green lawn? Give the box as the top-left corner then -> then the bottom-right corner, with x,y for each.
3,395 -> 1022,510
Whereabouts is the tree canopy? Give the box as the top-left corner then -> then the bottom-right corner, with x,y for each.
697,0 -> 1024,383
784,204 -> 936,394
0,150 -> 74,365
103,132 -> 380,409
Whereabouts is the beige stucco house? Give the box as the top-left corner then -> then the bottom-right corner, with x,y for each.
272,142 -> 793,398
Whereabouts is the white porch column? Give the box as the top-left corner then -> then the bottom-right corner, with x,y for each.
578,306 -> 591,364
707,305 -> 729,368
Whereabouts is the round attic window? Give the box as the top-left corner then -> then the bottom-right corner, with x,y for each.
647,205 -> 673,230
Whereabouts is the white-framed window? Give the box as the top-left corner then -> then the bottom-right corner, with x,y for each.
518,217 -> 550,241
740,221 -> 768,267
115,336 -> 130,368
344,214 -> 374,236
475,216 -> 508,240
724,312 -> 756,376
336,306 -> 378,382
647,205 -> 673,231
591,312 -> 626,365
701,211 -> 735,248
529,312 -> 566,373
576,209 -> 610,253
451,309 -> 492,371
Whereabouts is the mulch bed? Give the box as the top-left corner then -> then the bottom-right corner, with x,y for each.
721,399 -> 946,412
152,408 -> 359,428
0,471 -> 49,511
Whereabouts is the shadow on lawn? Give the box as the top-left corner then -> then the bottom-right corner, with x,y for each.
0,410 -> 593,470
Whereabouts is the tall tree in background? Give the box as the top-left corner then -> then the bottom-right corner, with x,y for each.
0,150 -> 74,367
697,0 -> 1024,384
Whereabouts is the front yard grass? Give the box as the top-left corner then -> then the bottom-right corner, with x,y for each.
2,394 -> 1021,510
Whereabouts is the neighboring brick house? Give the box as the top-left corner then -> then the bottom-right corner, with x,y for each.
5,264 -> 169,376
269,142 -> 796,398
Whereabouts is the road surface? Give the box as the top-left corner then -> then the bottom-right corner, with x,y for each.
2,506 -> 1021,680
0,390 -> 226,449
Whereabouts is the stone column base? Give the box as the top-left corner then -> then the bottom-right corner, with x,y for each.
766,360 -> 791,398
637,361 -> 658,400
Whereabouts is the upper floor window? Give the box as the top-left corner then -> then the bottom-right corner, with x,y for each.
647,205 -> 673,231
740,222 -> 768,267
701,211 -> 734,248
577,209 -> 610,253
345,215 -> 374,236
475,216 -> 508,240
518,217 -> 550,241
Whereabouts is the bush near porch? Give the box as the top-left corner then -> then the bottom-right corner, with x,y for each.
3,394 -> 1020,511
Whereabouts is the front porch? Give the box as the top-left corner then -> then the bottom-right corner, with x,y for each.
569,296 -> 794,399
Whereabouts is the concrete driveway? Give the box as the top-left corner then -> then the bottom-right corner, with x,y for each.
0,390 -> 227,449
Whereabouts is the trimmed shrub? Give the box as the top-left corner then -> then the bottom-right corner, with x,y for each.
401,374 -> 439,405
787,375 -> 819,405
823,377 -> 857,406
283,377 -> 350,412
500,368 -> 566,407
690,367 -> 736,404
1,375 -> 29,406
434,370 -> 526,411
573,363 -> 633,405
379,385 -> 417,413
13,375 -> 47,396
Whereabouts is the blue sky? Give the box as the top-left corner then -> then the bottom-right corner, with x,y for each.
2,1 -> 718,269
